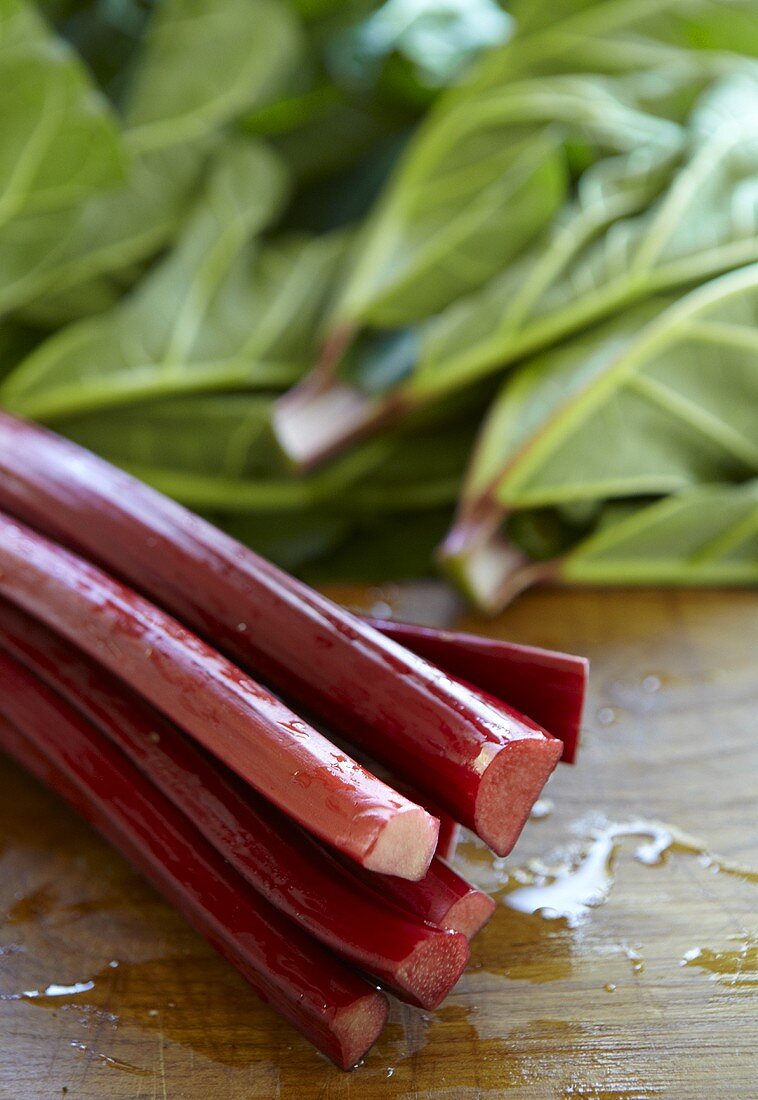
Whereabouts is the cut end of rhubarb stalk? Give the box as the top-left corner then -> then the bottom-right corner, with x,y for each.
332,991 -> 389,1070
441,888 -> 497,940
397,929 -> 469,1011
437,511 -> 556,614
437,536 -> 533,615
475,737 -> 563,856
362,806 -> 439,880
272,381 -> 387,470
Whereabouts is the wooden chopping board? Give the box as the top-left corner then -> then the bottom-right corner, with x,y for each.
0,586 -> 756,1099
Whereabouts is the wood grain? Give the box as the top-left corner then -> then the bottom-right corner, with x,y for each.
0,586 -> 756,1099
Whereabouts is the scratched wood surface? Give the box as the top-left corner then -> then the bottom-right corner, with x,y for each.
0,586 -> 756,1099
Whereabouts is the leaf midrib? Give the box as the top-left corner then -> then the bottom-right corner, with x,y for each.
487,265 -> 758,502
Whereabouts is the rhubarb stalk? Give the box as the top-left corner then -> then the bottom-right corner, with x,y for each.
347,855 -> 496,941
0,413 -> 561,855
365,616 -> 587,764
0,511 -> 437,879
0,598 -> 467,1009
0,702 -> 388,1070
436,817 -> 461,861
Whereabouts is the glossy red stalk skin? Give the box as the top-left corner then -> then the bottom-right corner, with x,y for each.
0,512 -> 436,878
351,753 -> 460,862
436,817 -> 461,861
348,856 -> 496,941
0,679 -> 389,1070
0,414 -> 560,855
365,617 -> 587,764
0,600 -> 467,1009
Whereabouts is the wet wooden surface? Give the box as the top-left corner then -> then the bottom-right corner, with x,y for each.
0,586 -> 756,1099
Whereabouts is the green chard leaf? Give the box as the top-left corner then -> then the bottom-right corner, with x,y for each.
447,480 -> 758,611
277,71 -> 758,470
410,73 -> 758,399
0,142 -> 355,421
438,262 -> 758,609
52,390 -> 475,515
0,0 -> 301,321
470,263 -> 758,510
123,0 -> 301,157
0,0 -> 129,322
327,71 -> 684,330
325,0 -> 758,333
0,0 -> 125,222
0,142 -> 205,320
559,480 -> 758,585
272,45 -> 749,468
57,395 -> 278,482
468,0 -> 758,89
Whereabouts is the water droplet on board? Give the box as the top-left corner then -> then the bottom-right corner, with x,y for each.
69,1041 -> 150,1076
596,707 -> 616,726
456,816 -> 758,933
680,937 -> 757,986
4,981 -> 96,1001
624,947 -> 645,974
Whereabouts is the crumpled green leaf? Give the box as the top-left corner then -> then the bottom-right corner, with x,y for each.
468,0 -> 758,89
0,140 -> 355,420
270,27 -> 758,470
328,70 -> 685,328
324,0 -> 758,332
123,0 -> 301,156
558,479 -> 758,585
453,479 -> 758,609
461,261 -> 758,514
0,0 -> 125,223
411,74 -> 758,399
0,0 -> 301,321
52,390 -> 476,514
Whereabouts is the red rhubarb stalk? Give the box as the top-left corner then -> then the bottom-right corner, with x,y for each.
365,617 -> 588,764
436,817 -> 461,861
0,512 -> 437,879
349,856 -> 496,941
0,710 -> 388,1070
0,599 -> 467,1009
0,414 -> 561,855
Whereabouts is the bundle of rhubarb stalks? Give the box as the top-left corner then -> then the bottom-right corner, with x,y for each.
0,410 -> 587,1070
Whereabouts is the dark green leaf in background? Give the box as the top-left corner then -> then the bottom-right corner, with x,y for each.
411,74 -> 758,400
0,142 -> 351,419
560,479 -> 758,585
0,0 -> 125,219
0,0 -> 756,602
0,0 -> 301,322
468,263 -> 758,511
